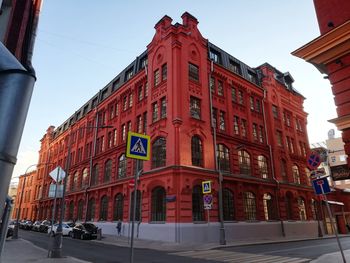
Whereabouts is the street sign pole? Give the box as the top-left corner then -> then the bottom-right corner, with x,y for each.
320,184 -> 346,263
130,159 -> 140,263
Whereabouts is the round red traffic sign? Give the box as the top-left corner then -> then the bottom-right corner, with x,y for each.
306,151 -> 321,170
128,179 -> 135,188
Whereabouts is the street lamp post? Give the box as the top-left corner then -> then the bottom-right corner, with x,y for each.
13,163 -> 42,239
49,124 -> 113,258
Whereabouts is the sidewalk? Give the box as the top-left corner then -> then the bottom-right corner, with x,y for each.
2,234 -> 350,262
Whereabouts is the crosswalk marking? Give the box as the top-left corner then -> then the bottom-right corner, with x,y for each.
170,249 -> 311,263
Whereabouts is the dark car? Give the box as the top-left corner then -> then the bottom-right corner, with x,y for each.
23,220 -> 33,230
31,221 -> 42,232
71,223 -> 98,240
0,221 -> 14,238
39,220 -> 52,233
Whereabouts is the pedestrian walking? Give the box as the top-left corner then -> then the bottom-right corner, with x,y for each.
116,219 -> 122,236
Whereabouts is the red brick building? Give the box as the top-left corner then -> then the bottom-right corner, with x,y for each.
21,13 -> 323,243
292,0 -> 350,166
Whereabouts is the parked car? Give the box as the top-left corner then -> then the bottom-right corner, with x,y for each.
0,221 -> 14,238
71,223 -> 98,240
47,222 -> 74,236
19,220 -> 27,229
23,220 -> 33,230
31,221 -> 42,232
39,220 -> 52,233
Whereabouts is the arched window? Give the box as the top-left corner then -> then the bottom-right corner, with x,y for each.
82,168 -> 88,187
91,164 -> 99,186
311,199 -> 318,220
104,159 -> 112,183
151,187 -> 166,222
258,155 -> 269,179
68,200 -> 74,221
192,185 -> 204,221
281,159 -> 288,182
191,136 -> 203,167
223,188 -> 235,221
73,171 -> 79,190
285,192 -> 293,220
263,193 -> 275,220
217,144 -> 230,172
238,150 -> 251,175
100,195 -> 109,221
243,192 -> 256,220
305,168 -> 311,186
77,199 -> 84,221
113,193 -> 124,221
86,198 -> 95,221
152,137 -> 166,168
292,165 -> 300,184
118,154 -> 126,178
130,190 -> 141,221
298,197 -> 306,220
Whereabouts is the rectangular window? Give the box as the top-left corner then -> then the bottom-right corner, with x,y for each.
115,102 -> 119,116
123,96 -> 127,111
113,129 -> 117,146
250,96 -> 255,111
209,49 -> 222,64
277,131 -> 283,146
286,136 -> 290,151
129,93 -> 133,108
143,112 -> 147,133
272,105 -> 278,118
144,81 -> 148,97
136,115 -> 142,133
252,123 -> 258,141
189,63 -> 199,81
255,99 -> 261,113
231,87 -> 237,102
219,111 -> 225,131
127,121 -> 132,133
160,97 -> 167,119
241,119 -> 247,137
212,108 -> 217,128
210,77 -> 215,93
233,116 -> 240,135
190,96 -> 201,119
121,124 -> 126,141
161,63 -> 167,81
108,131 -> 113,148
259,126 -> 264,143
125,67 -> 134,81
290,138 -> 295,154
247,70 -> 257,84
152,102 -> 158,122
217,80 -> 224,96
137,85 -> 143,102
229,60 -> 241,75
154,69 -> 160,86
238,90 -> 244,105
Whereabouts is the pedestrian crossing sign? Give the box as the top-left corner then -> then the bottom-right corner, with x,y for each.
202,180 -> 212,194
126,132 -> 150,160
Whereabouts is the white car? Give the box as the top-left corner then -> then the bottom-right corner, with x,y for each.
47,222 -> 74,236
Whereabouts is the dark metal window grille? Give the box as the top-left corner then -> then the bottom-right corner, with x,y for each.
113,193 -> 124,220
151,187 -> 166,221
217,144 -> 230,172
243,192 -> 256,220
190,96 -> 201,119
263,193 -> 275,220
189,63 -> 199,81
152,137 -> 166,168
118,154 -> 126,178
192,185 -> 204,221
87,199 -> 95,221
77,200 -> 84,220
104,159 -> 112,182
191,136 -> 203,167
258,155 -> 269,179
100,195 -> 108,221
238,150 -> 251,175
223,189 -> 235,221
91,164 -> 99,186
130,190 -> 141,221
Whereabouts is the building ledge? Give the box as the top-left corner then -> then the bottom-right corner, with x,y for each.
329,113 -> 350,130
292,20 -> 350,74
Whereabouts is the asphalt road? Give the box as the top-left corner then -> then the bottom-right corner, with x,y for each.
17,230 -> 350,263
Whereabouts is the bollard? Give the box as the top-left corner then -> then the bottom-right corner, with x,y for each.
97,228 -> 102,240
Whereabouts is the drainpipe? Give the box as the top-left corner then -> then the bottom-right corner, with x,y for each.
261,88 -> 285,237
0,42 -> 36,222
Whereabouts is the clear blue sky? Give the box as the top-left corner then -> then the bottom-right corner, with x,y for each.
12,1 -> 339,182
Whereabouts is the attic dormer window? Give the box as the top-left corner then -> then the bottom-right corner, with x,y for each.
209,49 -> 222,64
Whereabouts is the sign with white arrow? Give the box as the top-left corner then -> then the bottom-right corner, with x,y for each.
49,166 -> 66,182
